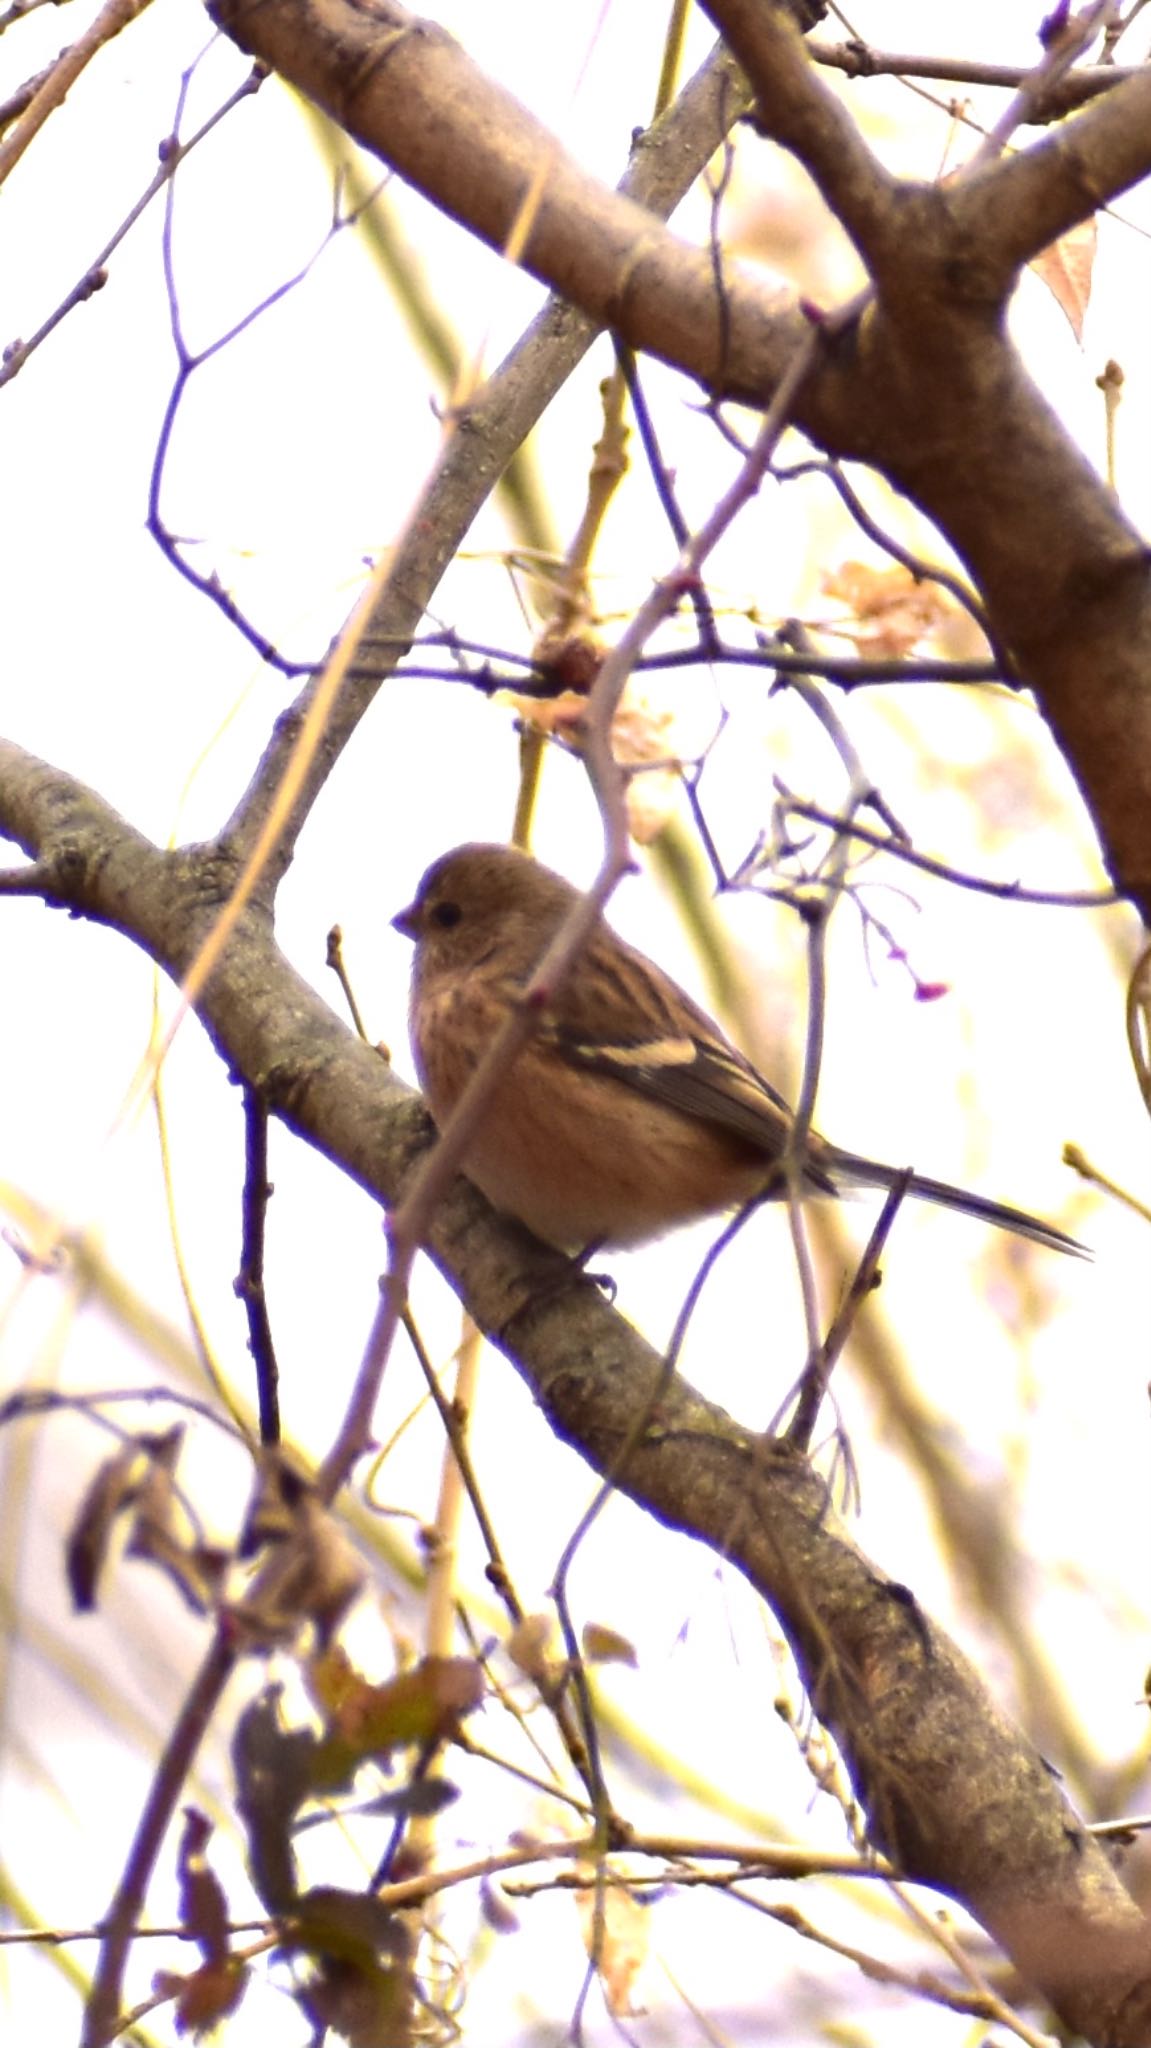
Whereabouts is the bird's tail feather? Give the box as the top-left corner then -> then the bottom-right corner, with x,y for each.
829,1153 -> 1089,1259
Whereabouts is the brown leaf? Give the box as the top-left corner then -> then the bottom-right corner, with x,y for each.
298,1954 -> 414,2048
479,1876 -> 521,1934
1030,215 -> 1097,343
308,1647 -> 484,1764
176,1807 -> 230,1966
126,1456 -> 227,1615
170,1958 -> 249,2037
506,1611 -> 558,1684
292,1894 -> 416,2048
238,1445 -> 311,1556
66,1424 -> 185,1611
821,560 -> 950,660
230,1493 -> 365,1647
232,1687 -> 315,1911
501,688 -> 589,742
501,680 -> 685,845
575,1879 -> 650,2017
581,1621 -> 638,1668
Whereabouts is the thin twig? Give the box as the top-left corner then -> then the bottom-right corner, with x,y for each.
236,1086 -> 279,1444
781,796 -> 1118,906
784,1180 -> 906,1450
0,0 -> 154,189
806,37 -> 1137,120
0,62 -> 264,389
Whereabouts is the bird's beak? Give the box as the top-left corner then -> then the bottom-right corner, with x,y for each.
391,901 -> 419,940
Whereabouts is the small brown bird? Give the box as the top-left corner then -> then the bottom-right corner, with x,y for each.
393,842 -> 1085,1257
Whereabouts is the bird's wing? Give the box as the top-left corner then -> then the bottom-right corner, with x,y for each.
538,930 -> 840,1195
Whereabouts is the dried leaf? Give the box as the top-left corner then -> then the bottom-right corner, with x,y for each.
231,1494 -> 365,1647
308,1647 -> 484,1767
506,1612 -> 558,1684
575,1879 -> 650,2017
126,1456 -> 227,1615
291,1885 -> 413,1967
821,560 -> 950,660
581,1621 -> 638,1668
232,1687 -> 316,1911
1031,216 -> 1096,342
238,1446 -> 311,1556
501,680 -> 684,845
176,1808 -> 230,1966
480,1876 -> 521,1934
292,1893 -> 416,2048
356,1776 -> 459,1821
500,687 -> 589,742
66,1425 -> 185,1612
299,1955 -> 414,2048
610,693 -> 684,845
170,1957 -> 249,2037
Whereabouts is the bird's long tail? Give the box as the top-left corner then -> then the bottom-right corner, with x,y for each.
829,1153 -> 1088,1258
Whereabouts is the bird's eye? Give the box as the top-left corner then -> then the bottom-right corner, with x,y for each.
431,899 -> 462,929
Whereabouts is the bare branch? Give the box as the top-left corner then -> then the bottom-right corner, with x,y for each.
806,36 -> 1143,121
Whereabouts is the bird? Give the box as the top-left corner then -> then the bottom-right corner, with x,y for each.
392,842 -> 1086,1259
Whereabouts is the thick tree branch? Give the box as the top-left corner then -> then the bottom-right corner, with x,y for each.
2,735 -> 1151,2042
